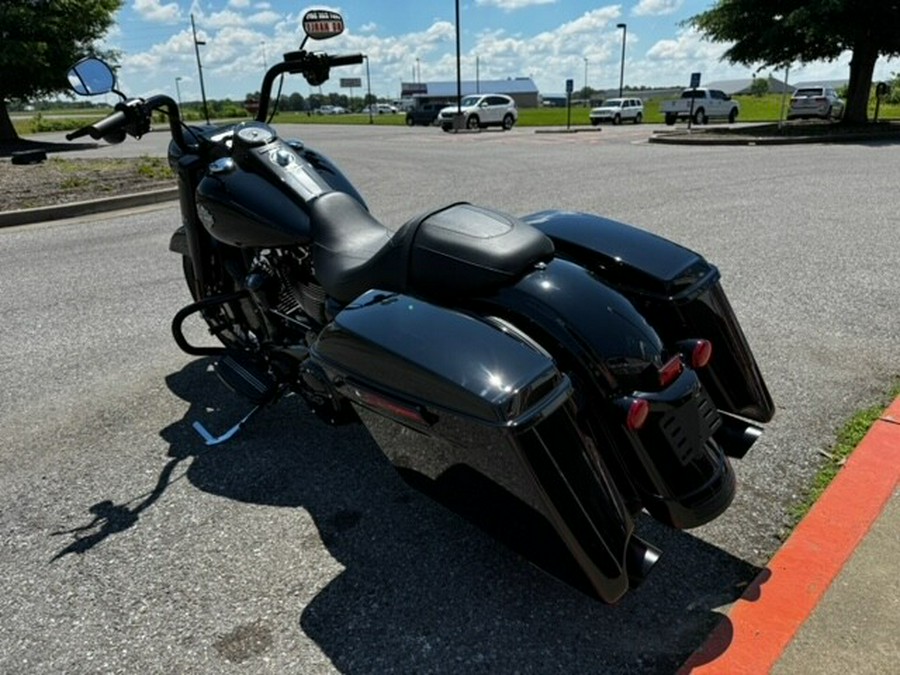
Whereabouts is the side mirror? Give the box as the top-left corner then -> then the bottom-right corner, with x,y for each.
302,9 -> 345,40
67,57 -> 116,96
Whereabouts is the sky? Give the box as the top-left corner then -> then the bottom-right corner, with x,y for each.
101,1 -> 899,103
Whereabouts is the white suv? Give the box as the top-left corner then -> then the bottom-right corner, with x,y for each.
589,98 -> 644,125
439,94 -> 518,132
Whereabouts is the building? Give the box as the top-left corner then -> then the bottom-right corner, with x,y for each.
400,77 -> 540,109
705,76 -> 795,95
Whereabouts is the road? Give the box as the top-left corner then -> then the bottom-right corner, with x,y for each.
1,123 -> 898,673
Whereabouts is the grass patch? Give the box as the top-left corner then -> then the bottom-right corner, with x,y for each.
135,156 -> 174,179
12,94 -> 900,136
787,379 -> 900,529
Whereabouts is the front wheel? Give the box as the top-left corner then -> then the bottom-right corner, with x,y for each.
405,116 -> 414,126
694,108 -> 707,125
466,114 -> 481,130
502,114 -> 515,131
612,114 -> 621,125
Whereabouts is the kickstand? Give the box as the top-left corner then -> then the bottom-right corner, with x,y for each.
192,404 -> 264,446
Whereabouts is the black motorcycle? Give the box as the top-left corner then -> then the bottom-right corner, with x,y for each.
66,9 -> 773,604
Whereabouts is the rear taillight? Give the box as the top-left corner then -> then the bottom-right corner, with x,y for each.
619,397 -> 650,431
676,339 -> 713,369
690,339 -> 713,368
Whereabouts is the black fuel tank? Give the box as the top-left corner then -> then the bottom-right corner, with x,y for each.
193,122 -> 368,249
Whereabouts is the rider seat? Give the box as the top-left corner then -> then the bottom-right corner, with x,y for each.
309,192 -> 554,303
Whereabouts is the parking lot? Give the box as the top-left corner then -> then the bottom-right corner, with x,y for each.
1,124 -> 898,673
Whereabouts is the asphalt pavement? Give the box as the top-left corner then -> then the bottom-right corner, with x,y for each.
2,123 -> 898,673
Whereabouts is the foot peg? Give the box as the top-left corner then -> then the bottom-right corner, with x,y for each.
215,352 -> 278,404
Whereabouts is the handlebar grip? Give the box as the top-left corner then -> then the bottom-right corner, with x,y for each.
65,110 -> 128,141
328,54 -> 364,67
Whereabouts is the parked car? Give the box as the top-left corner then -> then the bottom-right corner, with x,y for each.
363,103 -> 398,115
660,88 -> 739,125
316,105 -> 347,115
589,98 -> 644,125
787,87 -> 844,120
405,102 -> 447,126
438,94 -> 518,132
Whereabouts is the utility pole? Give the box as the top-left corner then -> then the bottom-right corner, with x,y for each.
191,14 -> 210,124
616,23 -> 627,98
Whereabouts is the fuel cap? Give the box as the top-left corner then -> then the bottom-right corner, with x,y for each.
234,123 -> 276,147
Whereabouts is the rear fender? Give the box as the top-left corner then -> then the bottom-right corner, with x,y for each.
471,259 -> 739,529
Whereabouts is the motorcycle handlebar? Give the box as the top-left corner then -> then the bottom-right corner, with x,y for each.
328,53 -> 364,67
66,109 -> 127,141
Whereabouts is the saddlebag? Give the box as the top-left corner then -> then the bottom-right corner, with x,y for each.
310,290 -> 660,603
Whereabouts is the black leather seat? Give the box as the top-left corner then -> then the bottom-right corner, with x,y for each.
310,192 -> 554,303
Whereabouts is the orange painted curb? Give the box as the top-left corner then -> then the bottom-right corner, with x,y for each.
679,398 -> 900,674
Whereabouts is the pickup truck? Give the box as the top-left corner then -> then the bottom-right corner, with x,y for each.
660,88 -> 739,125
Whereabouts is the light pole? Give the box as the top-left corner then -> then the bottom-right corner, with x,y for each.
175,76 -> 183,107
260,41 -> 267,70
616,23 -> 627,98
191,13 -> 210,123
364,55 -> 373,124
416,57 -> 421,83
583,57 -> 588,106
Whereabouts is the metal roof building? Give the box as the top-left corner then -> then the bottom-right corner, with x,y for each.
401,78 -> 540,108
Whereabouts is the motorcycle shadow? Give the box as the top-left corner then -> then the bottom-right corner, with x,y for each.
162,359 -> 759,674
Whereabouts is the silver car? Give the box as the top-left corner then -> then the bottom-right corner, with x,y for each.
787,87 -> 844,120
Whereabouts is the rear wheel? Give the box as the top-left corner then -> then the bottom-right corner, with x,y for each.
728,108 -> 737,124
466,114 -> 481,130
634,112 -> 642,124
590,118 -> 600,126
502,113 -> 515,131
441,124 -> 452,132
665,113 -> 676,126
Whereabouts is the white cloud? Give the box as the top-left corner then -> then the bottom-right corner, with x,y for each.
633,0 -> 682,17
228,0 -> 251,8
132,0 -> 181,24
475,0 -> 558,9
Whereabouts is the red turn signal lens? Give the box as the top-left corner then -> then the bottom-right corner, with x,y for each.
658,356 -> 684,387
625,398 -> 650,431
691,339 -> 713,368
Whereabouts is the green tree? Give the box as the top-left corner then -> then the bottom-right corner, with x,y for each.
750,77 -> 769,97
689,0 -> 900,123
0,0 -> 123,143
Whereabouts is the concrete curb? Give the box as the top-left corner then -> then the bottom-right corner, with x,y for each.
678,396 -> 900,674
0,187 -> 178,228
649,129 -> 900,146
